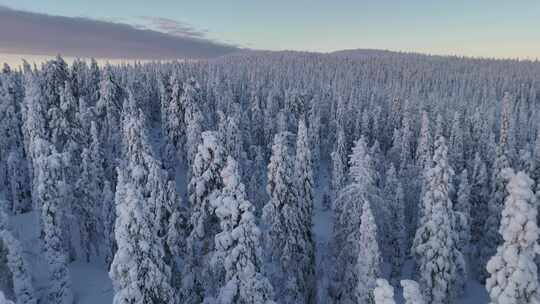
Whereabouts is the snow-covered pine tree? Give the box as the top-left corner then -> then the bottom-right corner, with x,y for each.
109,107 -> 175,304
331,127 -> 347,201
294,118 -> 315,236
0,209 -> 36,304
0,229 -> 36,304
162,72 -> 185,174
308,97 -> 321,178
412,136 -> 462,304
373,279 -> 395,304
35,139 -> 74,304
263,132 -> 313,304
247,145 -> 266,215
0,74 -> 31,214
456,169 -> 471,259
384,164 -> 406,284
74,142 -> 104,262
165,180 -> 188,289
399,105 -> 413,172
401,280 -> 425,304
293,119 -> 317,302
416,110 -> 432,170
5,149 -> 31,214
356,201 -> 381,304
485,170 -> 540,304
21,71 -> 47,210
331,136 -> 378,303
101,180 -> 116,267
479,121 -> 512,281
449,112 -> 464,172
224,105 -> 243,163
210,157 -> 275,304
183,78 -> 204,178
470,152 -> 488,245
95,66 -> 122,183
184,131 -> 226,304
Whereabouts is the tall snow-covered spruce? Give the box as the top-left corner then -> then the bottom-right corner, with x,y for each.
109,102 -> 175,304
184,131 -> 226,304
485,170 -> 540,304
263,132 -> 314,304
331,136 -> 380,303
35,139 -> 74,304
412,136 -> 463,304
356,201 -> 381,304
209,157 -> 275,304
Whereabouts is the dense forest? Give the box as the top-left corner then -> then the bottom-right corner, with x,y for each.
0,51 -> 539,303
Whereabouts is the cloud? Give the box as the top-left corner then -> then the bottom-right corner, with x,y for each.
139,16 -> 208,38
0,5 -> 240,60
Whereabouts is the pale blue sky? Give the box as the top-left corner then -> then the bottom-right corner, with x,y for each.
1,0 -> 540,59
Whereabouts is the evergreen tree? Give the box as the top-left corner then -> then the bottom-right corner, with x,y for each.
247,146 -> 266,215
456,169 -> 471,249
0,211 -> 36,304
293,119 -> 317,302
95,66 -> 122,182
356,201 -> 381,304
162,72 -> 186,174
109,108 -> 175,304
331,136 -> 378,303
331,127 -> 347,201
210,157 -> 275,304
480,142 -> 511,281
416,111 -> 431,170
184,131 -> 226,304
384,165 -> 406,285
401,280 -> 425,304
263,132 -> 312,304
412,136 -> 462,304
373,279 -> 395,304
183,78 -> 204,177
0,74 -> 31,214
35,140 -> 74,304
485,170 -> 540,304
101,180 -> 116,267
449,112 -> 464,172
470,152 -> 489,245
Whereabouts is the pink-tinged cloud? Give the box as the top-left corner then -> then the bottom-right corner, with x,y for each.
0,6 -> 240,60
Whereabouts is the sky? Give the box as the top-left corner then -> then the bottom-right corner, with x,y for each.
1,0 -> 540,67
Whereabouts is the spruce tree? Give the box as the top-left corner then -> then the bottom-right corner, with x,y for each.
0,210 -> 36,304
480,141 -> 511,281
416,111 -> 432,170
331,136 -> 378,303
356,201 -> 381,304
109,107 -> 175,304
373,279 -> 395,304
401,280 -> 425,304
331,128 -> 347,201
210,157 -> 275,304
485,170 -> 540,304
35,140 -> 74,304
293,119 -> 316,302
412,136 -> 462,304
384,164 -> 406,284
263,132 -> 312,304
184,131 -> 226,304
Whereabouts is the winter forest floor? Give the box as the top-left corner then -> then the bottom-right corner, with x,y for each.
4,158 -> 489,303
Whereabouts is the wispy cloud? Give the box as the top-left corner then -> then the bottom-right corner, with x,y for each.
0,5 -> 239,60
139,16 -> 208,39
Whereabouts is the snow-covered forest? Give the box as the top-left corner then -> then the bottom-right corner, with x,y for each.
1,50 -> 540,303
